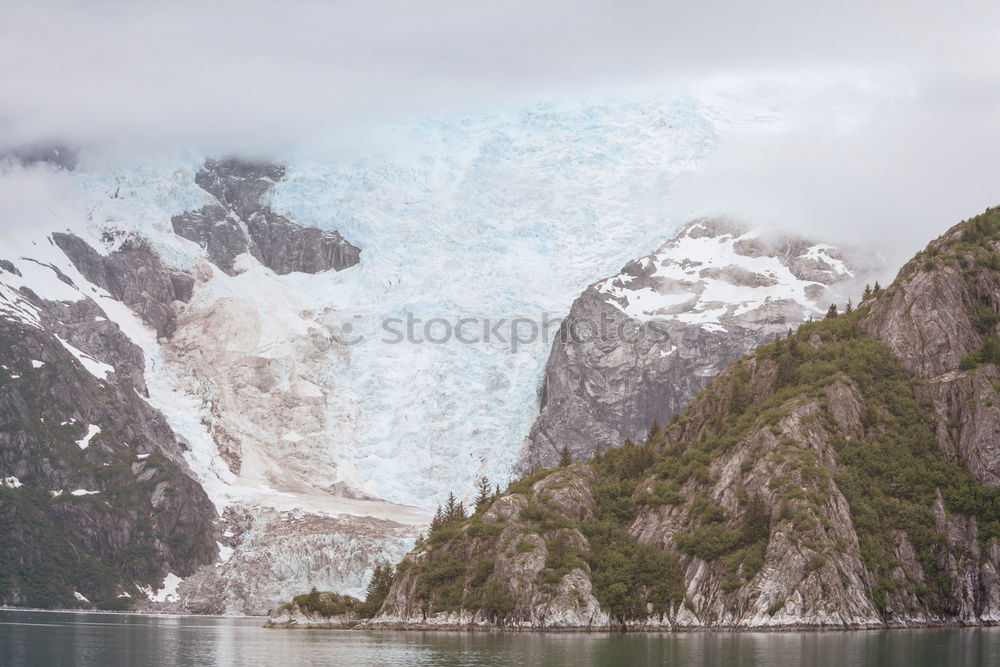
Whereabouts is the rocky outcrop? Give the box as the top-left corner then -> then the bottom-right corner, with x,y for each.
373,208 -> 1000,630
51,232 -> 194,338
375,465 -> 610,629
172,158 -> 360,276
862,210 -> 1000,485
264,604 -> 360,629
520,218 -> 879,471
0,264 -> 218,608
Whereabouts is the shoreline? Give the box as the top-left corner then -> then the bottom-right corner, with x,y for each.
3,607 -> 997,634
263,619 -> 1000,634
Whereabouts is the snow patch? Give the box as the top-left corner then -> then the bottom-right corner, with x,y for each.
76,424 -> 101,450
216,542 -> 234,564
144,573 -> 183,603
73,591 -> 90,604
31,360 -> 44,368
54,335 -> 114,380
2,476 -> 23,488
70,489 -> 100,496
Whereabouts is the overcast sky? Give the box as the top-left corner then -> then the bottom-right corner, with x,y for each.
1,0 -> 999,260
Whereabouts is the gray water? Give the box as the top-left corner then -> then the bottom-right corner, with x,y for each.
1,609 -> 998,666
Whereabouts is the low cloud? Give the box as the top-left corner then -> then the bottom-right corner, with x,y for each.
0,1 -> 998,260
1,1 -> 998,152
674,71 -> 1000,270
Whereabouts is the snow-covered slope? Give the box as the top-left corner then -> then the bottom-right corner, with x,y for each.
596,218 -> 863,330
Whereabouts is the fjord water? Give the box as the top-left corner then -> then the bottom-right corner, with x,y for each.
1,610 -> 998,666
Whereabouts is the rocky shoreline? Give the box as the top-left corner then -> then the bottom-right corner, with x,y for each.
263,609 -> 1000,633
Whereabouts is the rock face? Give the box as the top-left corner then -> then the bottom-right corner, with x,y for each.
51,232 -> 194,338
375,466 -> 611,629
0,257 -> 217,609
862,217 -> 1000,486
519,218 -> 878,471
172,158 -> 360,275
374,207 -> 1000,630
264,605 -> 360,629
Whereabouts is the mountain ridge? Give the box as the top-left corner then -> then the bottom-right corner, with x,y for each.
519,217 -> 881,472
287,206 -> 1000,631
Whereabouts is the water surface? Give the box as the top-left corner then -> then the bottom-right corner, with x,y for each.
1,609 -> 998,666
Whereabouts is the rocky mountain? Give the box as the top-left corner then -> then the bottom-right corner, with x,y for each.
0,154 -> 415,612
356,207 -> 1000,630
0,240 -> 217,608
171,158 -> 360,276
519,218 -> 880,471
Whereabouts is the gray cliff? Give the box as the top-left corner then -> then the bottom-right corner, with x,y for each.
520,218 -> 879,471
172,158 -> 360,275
0,254 -> 217,608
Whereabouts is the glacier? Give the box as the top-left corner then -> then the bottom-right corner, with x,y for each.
31,93 -> 782,513
266,96 -> 760,510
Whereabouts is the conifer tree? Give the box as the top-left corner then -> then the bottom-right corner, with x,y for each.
475,476 -> 492,508
444,492 -> 460,522
365,561 -> 394,601
559,445 -> 573,467
845,298 -> 853,313
646,418 -> 660,443
825,303 -> 838,319
788,333 -> 800,357
863,284 -> 872,300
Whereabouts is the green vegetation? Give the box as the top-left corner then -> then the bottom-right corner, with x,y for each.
739,306 -> 1000,611
356,561 -> 394,618
0,485 -> 129,609
285,588 -> 360,617
959,336 -> 1000,370
282,563 -> 395,619
0,322 -> 217,609
559,445 -> 573,467
906,207 -> 1000,281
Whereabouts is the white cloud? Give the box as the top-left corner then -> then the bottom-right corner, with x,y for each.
674,70 -> 1000,268
1,0 -> 998,152
0,1 -> 998,256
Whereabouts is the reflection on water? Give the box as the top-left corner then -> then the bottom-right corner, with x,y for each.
1,610 -> 998,666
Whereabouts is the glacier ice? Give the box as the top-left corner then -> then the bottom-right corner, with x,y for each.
5,94 -> 779,520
